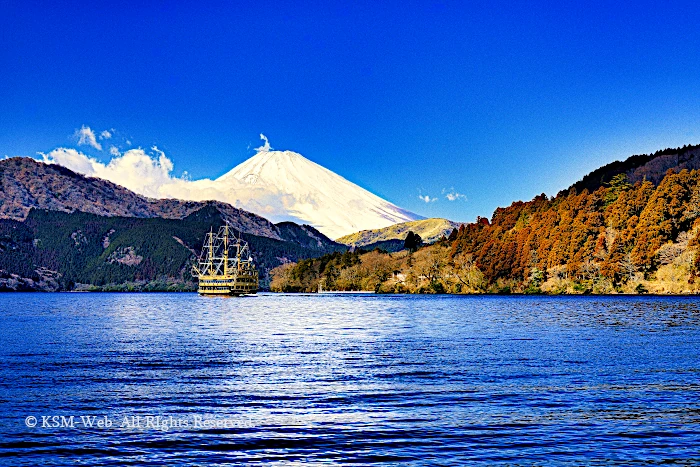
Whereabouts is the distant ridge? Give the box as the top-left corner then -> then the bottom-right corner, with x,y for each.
0,206 -> 345,292
569,143 -> 700,194
337,218 -> 461,248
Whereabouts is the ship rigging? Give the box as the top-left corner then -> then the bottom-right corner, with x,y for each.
191,224 -> 259,295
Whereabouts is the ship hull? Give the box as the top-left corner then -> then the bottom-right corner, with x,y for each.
197,275 -> 258,295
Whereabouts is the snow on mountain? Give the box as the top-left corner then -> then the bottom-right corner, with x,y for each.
39,135 -> 423,239
216,138 -> 423,239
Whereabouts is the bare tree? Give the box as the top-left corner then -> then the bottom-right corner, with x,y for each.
549,264 -> 568,280
618,253 -> 637,281
656,231 -> 689,265
452,253 -> 486,292
683,187 -> 700,221
420,249 -> 446,283
580,258 -> 601,281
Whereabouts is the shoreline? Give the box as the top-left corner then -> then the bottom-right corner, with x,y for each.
2,289 -> 700,296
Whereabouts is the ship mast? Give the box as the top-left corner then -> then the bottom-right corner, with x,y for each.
237,237 -> 242,273
208,227 -> 213,274
192,222 -> 259,295
223,223 -> 229,276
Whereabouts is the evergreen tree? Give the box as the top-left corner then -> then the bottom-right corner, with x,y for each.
404,231 -> 422,252
604,173 -> 632,206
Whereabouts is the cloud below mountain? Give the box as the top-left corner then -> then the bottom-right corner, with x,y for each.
39,135 -> 422,238
40,147 -> 283,214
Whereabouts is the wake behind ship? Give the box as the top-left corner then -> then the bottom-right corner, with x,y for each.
192,224 -> 259,295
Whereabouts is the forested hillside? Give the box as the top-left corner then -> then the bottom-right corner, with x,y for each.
0,205 -> 344,291
272,168 -> 700,294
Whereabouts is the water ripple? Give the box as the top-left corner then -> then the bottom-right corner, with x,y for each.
0,293 -> 699,465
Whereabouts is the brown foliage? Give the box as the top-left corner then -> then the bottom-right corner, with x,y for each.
450,169 -> 700,289
274,168 -> 700,294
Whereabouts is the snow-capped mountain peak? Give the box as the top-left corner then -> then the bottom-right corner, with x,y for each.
39,133 -> 423,240
216,136 -> 422,239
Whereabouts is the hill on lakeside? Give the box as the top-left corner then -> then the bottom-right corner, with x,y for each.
272,143 -> 700,295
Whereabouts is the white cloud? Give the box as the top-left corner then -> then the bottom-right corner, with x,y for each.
36,136 -> 420,238
256,134 -> 272,152
42,147 -> 176,197
74,125 -> 102,151
41,148 -> 97,175
419,194 -> 437,203
39,146 -> 293,215
100,130 -> 112,140
443,187 -> 467,201
446,193 -> 466,201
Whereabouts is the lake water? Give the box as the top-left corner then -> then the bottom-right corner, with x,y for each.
0,293 -> 699,465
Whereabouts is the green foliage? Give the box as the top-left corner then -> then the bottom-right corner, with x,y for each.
528,267 -> 545,287
0,206 -> 345,291
429,280 -> 446,294
604,173 -> 632,206
270,249 -> 365,292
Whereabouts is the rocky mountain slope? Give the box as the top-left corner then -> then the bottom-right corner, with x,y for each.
0,157 -> 337,244
1,157 -> 202,220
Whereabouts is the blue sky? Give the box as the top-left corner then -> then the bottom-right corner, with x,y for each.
2,1 -> 700,222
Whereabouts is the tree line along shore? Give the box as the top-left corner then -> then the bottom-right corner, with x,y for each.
271,169 -> 700,294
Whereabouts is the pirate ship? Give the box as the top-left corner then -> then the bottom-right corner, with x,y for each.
192,224 -> 258,295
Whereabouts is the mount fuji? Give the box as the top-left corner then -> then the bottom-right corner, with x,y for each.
214,136 -> 423,238
38,134 -> 424,239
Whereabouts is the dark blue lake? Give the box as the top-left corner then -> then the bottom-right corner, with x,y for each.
0,293 -> 699,465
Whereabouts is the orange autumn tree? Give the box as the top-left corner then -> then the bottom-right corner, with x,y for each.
450,168 -> 700,290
